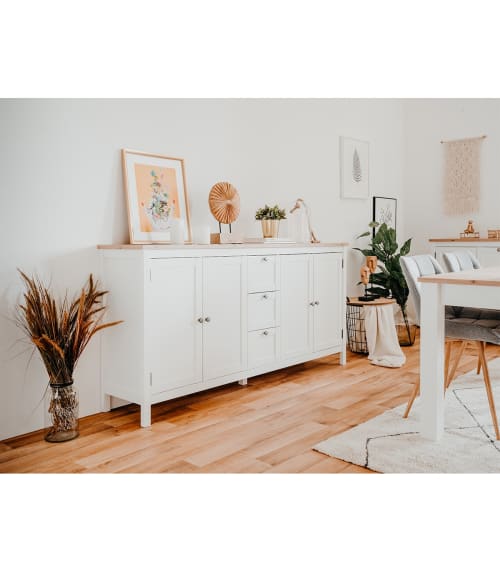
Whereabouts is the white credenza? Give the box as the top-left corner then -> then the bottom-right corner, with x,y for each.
430,239 -> 500,269
99,243 -> 347,426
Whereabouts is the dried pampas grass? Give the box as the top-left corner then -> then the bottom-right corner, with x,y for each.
16,271 -> 122,384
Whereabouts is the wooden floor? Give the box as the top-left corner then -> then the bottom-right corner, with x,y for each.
2,332 -> 500,473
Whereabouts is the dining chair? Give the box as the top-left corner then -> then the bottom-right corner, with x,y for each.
441,250 -> 500,375
400,254 -> 500,439
441,250 -> 481,273
442,250 -> 483,375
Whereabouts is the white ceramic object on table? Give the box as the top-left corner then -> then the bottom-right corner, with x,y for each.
171,219 -> 185,244
192,224 -> 211,244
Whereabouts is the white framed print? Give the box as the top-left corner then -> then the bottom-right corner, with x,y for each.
339,136 -> 369,199
122,149 -> 192,244
373,196 -> 397,234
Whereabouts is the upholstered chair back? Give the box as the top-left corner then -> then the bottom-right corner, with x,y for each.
400,255 -> 445,325
442,250 -> 481,273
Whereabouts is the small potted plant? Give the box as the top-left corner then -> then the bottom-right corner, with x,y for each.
255,204 -> 287,239
15,271 -> 122,442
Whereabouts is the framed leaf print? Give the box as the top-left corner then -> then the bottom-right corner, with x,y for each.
373,196 -> 397,236
340,136 -> 369,199
122,149 -> 192,244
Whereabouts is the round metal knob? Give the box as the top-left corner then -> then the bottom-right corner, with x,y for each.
262,294 -> 269,300
262,257 -> 269,262
204,316 -> 211,322
315,300 -> 320,306
197,317 -> 204,323
309,302 -> 315,306
262,330 -> 269,336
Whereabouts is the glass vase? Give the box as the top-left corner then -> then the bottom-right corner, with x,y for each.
45,382 -> 79,442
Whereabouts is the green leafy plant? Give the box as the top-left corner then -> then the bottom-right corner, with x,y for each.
255,204 -> 287,220
355,222 -> 412,337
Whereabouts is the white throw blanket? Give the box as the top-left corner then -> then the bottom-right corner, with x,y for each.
363,305 -> 406,368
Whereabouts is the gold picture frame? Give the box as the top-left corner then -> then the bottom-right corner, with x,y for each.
122,149 -> 192,244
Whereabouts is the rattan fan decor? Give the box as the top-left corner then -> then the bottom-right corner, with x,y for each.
209,182 -> 240,225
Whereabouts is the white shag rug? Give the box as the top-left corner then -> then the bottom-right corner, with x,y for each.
314,358 -> 500,473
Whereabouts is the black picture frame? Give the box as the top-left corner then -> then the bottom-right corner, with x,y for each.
372,196 -> 397,237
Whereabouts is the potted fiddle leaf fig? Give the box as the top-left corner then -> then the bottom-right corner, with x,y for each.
255,204 -> 287,238
355,222 -> 415,345
15,271 -> 122,442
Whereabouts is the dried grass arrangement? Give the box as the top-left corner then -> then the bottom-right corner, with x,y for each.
16,270 -> 122,441
16,271 -> 121,383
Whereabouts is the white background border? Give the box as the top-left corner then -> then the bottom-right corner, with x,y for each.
3,1 -> 500,570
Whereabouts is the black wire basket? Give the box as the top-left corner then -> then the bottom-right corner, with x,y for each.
346,302 -> 368,354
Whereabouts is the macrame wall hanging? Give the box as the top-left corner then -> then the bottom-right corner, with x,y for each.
442,135 -> 486,215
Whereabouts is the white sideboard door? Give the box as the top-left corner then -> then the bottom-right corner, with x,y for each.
148,258 -> 203,393
312,253 -> 343,352
280,254 -> 313,359
202,256 -> 245,381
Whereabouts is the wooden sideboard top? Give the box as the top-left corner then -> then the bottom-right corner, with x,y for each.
429,238 -> 500,243
97,242 -> 349,250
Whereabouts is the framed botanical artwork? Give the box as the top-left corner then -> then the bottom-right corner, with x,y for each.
372,196 -> 397,235
122,149 -> 192,244
339,136 -> 369,199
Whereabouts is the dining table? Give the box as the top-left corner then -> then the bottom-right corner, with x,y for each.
419,266 -> 500,440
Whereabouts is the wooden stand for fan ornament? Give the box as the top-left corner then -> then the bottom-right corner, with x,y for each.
208,182 -> 243,244
210,232 -> 243,244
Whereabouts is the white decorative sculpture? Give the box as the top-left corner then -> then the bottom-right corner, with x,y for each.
289,198 -> 319,243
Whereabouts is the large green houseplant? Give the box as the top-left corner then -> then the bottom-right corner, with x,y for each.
355,222 -> 414,345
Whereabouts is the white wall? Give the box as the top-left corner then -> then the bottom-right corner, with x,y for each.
0,99 -> 405,440
403,99 -> 500,254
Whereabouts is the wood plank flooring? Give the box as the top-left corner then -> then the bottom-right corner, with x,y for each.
2,333 -> 500,473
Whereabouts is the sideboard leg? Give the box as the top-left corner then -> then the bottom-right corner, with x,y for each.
140,404 -> 152,427
238,378 -> 248,386
101,394 -> 111,412
340,347 -> 347,366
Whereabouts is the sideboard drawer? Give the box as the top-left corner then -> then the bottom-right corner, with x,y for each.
248,291 -> 278,331
248,327 -> 279,369
247,255 -> 277,293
